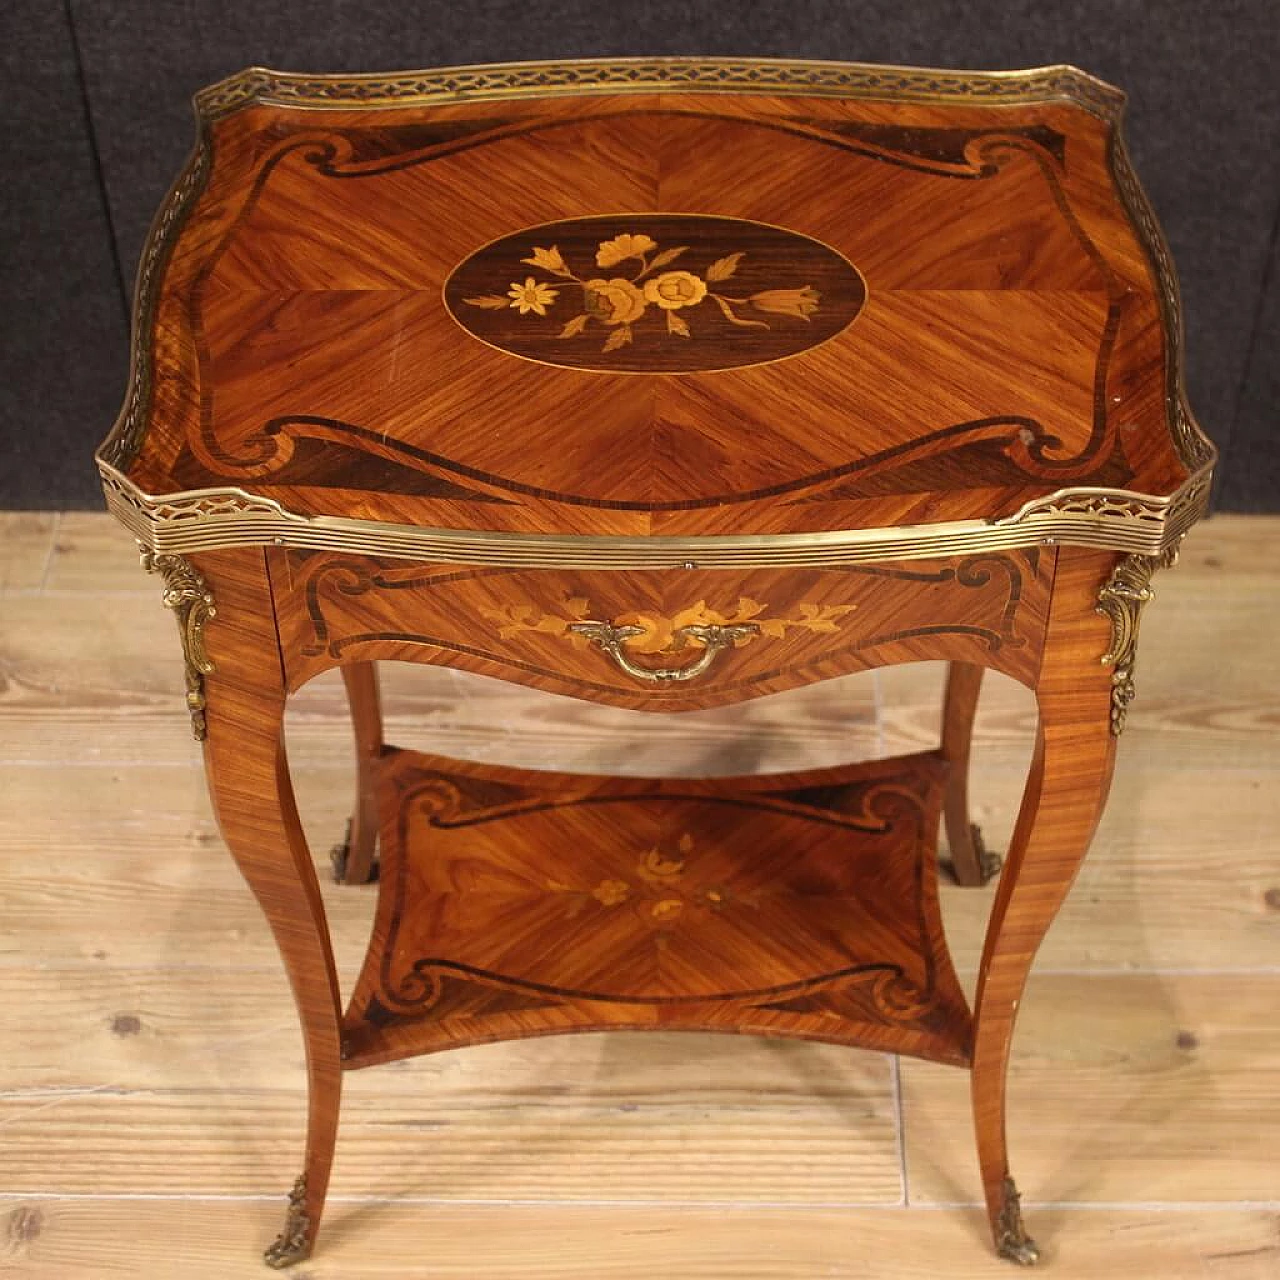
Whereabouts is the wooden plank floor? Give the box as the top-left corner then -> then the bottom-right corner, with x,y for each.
1,512 -> 1277,1279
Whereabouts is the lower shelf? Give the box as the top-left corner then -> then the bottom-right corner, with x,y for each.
342,747 -> 973,1069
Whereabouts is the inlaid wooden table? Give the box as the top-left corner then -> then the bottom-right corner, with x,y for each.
96,58 -> 1214,1268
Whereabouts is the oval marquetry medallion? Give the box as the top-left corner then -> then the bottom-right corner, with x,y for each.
443,214 -> 867,373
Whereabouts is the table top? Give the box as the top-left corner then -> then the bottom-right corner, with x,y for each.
98,58 -> 1214,569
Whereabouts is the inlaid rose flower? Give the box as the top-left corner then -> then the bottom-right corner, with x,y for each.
584,278 -> 647,326
643,271 -> 708,310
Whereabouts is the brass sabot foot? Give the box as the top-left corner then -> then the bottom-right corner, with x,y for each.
999,1236 -> 1041,1267
995,1176 -> 1040,1266
263,1174 -> 311,1269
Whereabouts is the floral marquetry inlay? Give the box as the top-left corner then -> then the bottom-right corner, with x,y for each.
483,594 -> 857,654
551,834 -> 739,930
445,215 -> 866,372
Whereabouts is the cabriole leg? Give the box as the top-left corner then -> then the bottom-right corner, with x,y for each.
970,552 -> 1118,1264
196,550 -> 344,1268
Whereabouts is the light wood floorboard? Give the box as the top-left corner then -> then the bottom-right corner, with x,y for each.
4,1202 -> 1277,1279
2,513 -> 1277,1274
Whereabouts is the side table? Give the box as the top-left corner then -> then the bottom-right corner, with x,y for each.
97,58 -> 1214,1268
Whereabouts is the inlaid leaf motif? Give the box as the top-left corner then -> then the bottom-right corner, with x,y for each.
649,245 -> 689,269
463,295 -> 511,309
559,315 -> 589,339
667,310 -> 691,337
705,252 -> 744,282
602,325 -> 633,353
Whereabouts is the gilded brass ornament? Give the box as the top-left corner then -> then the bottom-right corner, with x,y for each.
101,461 -> 1207,570
139,545 -> 216,740
263,1173 -> 310,1269
193,58 -> 1128,123
569,620 -> 760,684
1095,541 -> 1180,735
995,1176 -> 1040,1266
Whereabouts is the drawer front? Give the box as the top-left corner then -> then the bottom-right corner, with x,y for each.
270,549 -> 1052,708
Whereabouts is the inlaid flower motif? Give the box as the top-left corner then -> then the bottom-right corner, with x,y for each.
584,278 -> 648,325
596,233 -> 658,268
520,245 -> 572,276
592,879 -> 631,907
552,834 -> 744,932
486,595 -> 856,651
749,286 -> 821,319
643,270 -> 708,310
466,231 -> 821,353
506,277 -> 558,315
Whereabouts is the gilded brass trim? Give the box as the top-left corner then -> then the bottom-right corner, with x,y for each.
139,545 -> 216,741
95,56 -> 1215,563
98,139 -> 212,471
103,462 -> 1210,570
1110,132 -> 1216,473
194,57 -> 1127,122
995,1176 -> 1041,1266
263,1173 -> 311,1269
569,621 -> 761,684
1096,541 -> 1180,735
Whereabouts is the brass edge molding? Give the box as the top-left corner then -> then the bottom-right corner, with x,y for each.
263,1174 -> 310,1269
1095,540 -> 1181,735
194,57 -> 1126,122
97,133 -> 212,472
139,544 -> 217,741
1109,128 -> 1217,475
103,463 -> 1209,570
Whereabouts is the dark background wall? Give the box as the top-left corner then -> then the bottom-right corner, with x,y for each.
3,0 -> 1277,509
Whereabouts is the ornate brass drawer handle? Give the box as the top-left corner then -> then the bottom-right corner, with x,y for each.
568,621 -> 760,684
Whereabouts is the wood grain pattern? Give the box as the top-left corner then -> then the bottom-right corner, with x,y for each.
5,1202 -> 1280,1280
115,83 -> 1197,541
969,549 -> 1118,1260
195,548 -> 344,1264
940,662 -> 993,887
270,549 -> 1050,708
343,747 -> 968,1068
333,662 -> 382,886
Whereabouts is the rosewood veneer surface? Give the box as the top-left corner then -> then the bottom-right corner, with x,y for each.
94,58 -> 1214,1271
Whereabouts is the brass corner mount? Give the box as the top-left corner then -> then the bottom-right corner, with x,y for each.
1096,541 -> 1181,734
139,546 -> 217,740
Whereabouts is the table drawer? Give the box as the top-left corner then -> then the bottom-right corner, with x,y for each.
269,549 -> 1052,709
